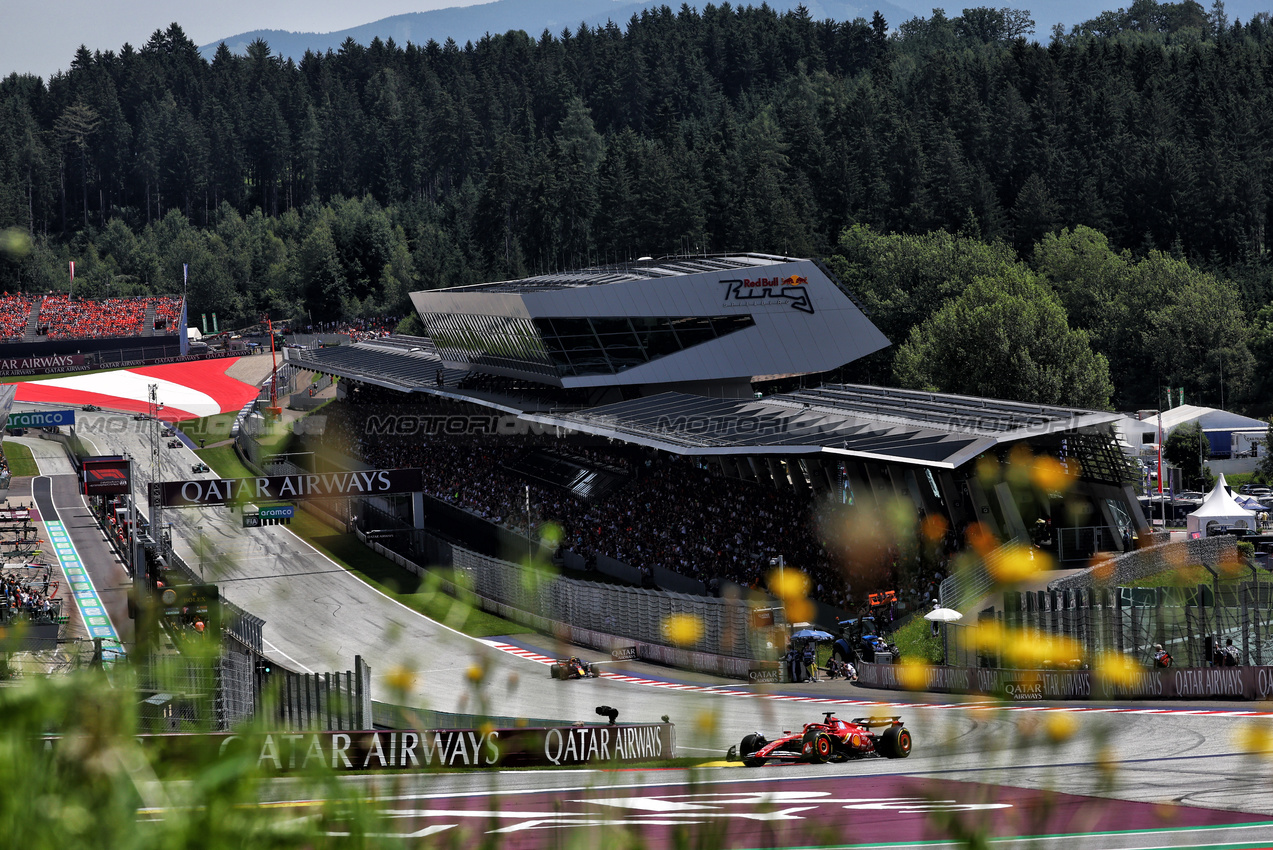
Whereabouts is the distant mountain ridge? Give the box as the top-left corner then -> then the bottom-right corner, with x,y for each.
198,0 -> 920,61
199,0 -> 1273,62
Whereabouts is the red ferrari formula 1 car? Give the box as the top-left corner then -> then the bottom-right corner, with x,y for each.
728,712 -> 912,766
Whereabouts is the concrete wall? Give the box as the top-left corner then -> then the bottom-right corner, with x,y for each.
1047,536 -> 1241,591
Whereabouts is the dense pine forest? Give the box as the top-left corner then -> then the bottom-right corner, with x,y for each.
1,0 -> 1272,413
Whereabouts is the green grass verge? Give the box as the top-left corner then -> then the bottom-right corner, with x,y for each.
194,440 -> 528,638
287,510 -> 527,637
892,614 -> 942,663
2,441 -> 39,477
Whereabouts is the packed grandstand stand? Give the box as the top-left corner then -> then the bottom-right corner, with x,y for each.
35,295 -> 183,339
0,295 -> 35,340
316,391 -> 954,617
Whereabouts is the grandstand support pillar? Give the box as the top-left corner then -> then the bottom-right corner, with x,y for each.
412,492 -> 425,529
992,482 -> 1028,542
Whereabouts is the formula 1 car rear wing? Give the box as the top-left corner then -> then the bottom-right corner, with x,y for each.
850,716 -> 903,727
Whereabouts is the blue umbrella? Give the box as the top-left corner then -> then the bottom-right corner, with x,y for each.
791,628 -> 835,641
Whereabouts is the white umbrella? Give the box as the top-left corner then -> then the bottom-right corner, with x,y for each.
924,607 -> 964,623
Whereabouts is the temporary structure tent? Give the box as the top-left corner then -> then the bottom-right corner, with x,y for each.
1186,474 -> 1257,536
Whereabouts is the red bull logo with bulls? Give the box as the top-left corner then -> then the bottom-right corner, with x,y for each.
722,274 -> 813,313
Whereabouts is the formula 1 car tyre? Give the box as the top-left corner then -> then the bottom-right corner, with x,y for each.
740,734 -> 768,768
880,725 -> 912,758
550,664 -> 562,679
802,729 -> 834,763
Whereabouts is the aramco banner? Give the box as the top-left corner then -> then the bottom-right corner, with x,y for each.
854,661 -> 1273,701
128,724 -> 676,771
153,468 -> 425,506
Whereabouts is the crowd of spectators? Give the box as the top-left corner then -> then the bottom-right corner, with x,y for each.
152,297 -> 184,330
294,316 -> 401,343
319,394 -> 956,613
0,567 -> 58,623
34,295 -> 184,340
0,294 -> 35,339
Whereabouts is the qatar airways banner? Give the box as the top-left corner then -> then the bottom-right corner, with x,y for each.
855,661 -> 1273,701
0,354 -> 86,375
129,723 -> 675,771
152,468 -> 424,506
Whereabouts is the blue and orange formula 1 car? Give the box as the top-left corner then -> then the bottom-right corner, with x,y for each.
727,712 -> 912,766
549,656 -> 598,679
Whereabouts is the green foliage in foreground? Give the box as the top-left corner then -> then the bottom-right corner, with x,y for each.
2,440 -> 38,476
893,615 -> 943,664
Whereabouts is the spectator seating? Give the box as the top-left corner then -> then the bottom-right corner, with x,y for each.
34,295 -> 184,340
0,294 -> 35,340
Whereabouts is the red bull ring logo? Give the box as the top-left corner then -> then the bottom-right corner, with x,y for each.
723,275 -> 813,314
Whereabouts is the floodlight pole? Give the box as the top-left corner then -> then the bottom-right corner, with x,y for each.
525,484 -> 531,564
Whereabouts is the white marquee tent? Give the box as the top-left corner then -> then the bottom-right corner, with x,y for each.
1186,474 -> 1257,536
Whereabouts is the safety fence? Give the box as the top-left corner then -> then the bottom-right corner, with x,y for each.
135,650 -> 370,732
356,530 -> 764,678
452,546 -> 754,658
938,542 -> 1019,612
264,655 -> 372,731
942,578 -> 1273,670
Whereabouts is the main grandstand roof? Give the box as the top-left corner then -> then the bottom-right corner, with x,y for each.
520,385 -> 1120,469
408,253 -> 888,389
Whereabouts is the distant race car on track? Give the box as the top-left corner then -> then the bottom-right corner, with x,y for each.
728,712 -> 912,766
549,657 -> 597,679
82,404 -> 101,412
167,439 -> 182,448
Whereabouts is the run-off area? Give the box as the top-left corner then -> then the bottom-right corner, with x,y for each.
303,773 -> 1266,848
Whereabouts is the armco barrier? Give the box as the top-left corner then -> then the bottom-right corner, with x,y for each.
853,660 -> 1273,700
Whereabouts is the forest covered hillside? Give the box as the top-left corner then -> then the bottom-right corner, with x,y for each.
1,1 -> 1272,413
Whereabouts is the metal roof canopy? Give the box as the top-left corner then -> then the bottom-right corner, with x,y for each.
285,340 -> 562,414
522,384 -> 1120,469
439,253 -> 794,293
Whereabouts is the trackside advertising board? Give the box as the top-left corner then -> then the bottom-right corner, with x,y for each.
153,468 -> 425,506
854,661 -> 1273,700
8,408 -> 75,429
122,724 -> 675,771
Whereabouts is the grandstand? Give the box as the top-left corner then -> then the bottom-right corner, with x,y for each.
0,294 -> 186,370
284,253 -> 1145,612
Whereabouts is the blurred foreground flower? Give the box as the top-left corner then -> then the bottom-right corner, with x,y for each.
897,658 -> 931,690
663,612 -> 704,646
965,522 -> 998,557
1095,652 -> 1141,688
987,544 -> 1051,584
1031,455 -> 1078,493
384,664 -> 417,694
968,621 -> 1083,668
768,567 -> 810,601
920,513 -> 949,544
1235,722 -> 1273,756
466,662 -> 485,684
1044,711 -> 1078,743
768,567 -> 815,623
0,227 -> 31,259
